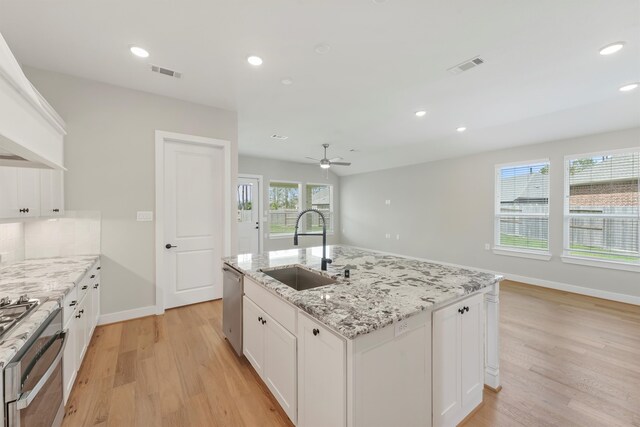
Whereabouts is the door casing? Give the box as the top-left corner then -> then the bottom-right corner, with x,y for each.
155,130 -> 232,315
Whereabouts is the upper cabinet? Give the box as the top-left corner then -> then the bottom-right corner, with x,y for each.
0,166 -> 64,219
0,32 -> 66,169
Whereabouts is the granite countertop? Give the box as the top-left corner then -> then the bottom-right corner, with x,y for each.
0,255 -> 100,368
223,245 -> 502,339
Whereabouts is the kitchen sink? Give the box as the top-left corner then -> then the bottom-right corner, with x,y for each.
260,265 -> 337,291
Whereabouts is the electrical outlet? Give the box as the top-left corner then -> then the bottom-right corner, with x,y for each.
385,199 -> 391,205
394,320 -> 409,337
385,233 -> 391,239
484,243 -> 491,250
396,234 -> 400,240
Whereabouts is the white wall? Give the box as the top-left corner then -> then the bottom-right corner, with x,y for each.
239,155 -> 340,252
25,67 -> 238,316
341,127 -> 640,300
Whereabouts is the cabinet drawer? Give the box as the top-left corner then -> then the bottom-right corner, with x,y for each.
62,286 -> 78,327
244,277 -> 296,334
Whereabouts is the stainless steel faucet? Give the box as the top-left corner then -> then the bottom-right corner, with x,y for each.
293,209 -> 332,271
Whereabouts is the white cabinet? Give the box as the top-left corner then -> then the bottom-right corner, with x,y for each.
0,167 -> 40,218
298,312 -> 346,427
243,296 -> 265,374
90,269 -> 101,336
0,166 -> 64,219
40,168 -> 64,216
62,260 -> 101,404
75,294 -> 88,364
433,293 -> 484,427
242,296 -> 297,423
62,289 -> 77,404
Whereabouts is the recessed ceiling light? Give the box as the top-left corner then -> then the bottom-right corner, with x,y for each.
130,46 -> 149,58
281,77 -> 294,85
599,42 -> 625,56
619,82 -> 639,92
247,55 -> 263,66
456,126 -> 467,132
415,110 -> 427,117
314,44 -> 331,55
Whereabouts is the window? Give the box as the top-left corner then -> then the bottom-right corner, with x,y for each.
305,184 -> 333,233
495,160 -> 550,256
564,149 -> 640,267
269,181 -> 301,236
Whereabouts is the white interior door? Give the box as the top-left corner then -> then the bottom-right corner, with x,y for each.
237,176 -> 260,254
163,140 -> 224,309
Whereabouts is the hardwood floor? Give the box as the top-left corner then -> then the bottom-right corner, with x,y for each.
63,281 -> 640,427
62,300 -> 294,427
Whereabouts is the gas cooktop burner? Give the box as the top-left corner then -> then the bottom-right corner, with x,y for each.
0,295 -> 39,339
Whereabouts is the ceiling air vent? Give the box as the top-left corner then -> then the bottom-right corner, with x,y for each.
447,56 -> 485,74
151,64 -> 182,79
271,134 -> 288,140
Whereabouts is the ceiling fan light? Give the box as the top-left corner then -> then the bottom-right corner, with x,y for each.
320,163 -> 331,169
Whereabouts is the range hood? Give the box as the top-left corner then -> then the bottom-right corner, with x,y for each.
0,32 -> 66,170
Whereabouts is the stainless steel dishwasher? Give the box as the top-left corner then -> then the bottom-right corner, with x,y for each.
222,263 -> 244,357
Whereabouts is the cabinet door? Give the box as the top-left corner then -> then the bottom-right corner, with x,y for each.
92,277 -> 101,330
243,296 -> 265,375
16,168 -> 40,217
433,302 -> 462,427
40,169 -> 64,216
0,167 -> 20,218
264,312 -> 297,424
460,294 -> 484,409
62,317 -> 77,404
75,295 -> 88,365
298,313 -> 346,427
84,281 -> 94,345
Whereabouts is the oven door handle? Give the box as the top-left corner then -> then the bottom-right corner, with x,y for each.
16,329 -> 67,410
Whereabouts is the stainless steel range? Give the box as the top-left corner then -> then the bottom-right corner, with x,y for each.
1,295 -> 67,427
0,296 -> 39,338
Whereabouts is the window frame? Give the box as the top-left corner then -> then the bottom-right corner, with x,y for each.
493,159 -> 552,260
304,182 -> 334,234
561,147 -> 640,272
268,180 -> 302,239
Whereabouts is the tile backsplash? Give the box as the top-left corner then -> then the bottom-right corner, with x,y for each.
24,211 -> 101,259
0,211 -> 100,267
0,223 -> 25,266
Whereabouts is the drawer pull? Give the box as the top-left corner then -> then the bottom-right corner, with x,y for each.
82,285 -> 88,290
69,301 -> 77,307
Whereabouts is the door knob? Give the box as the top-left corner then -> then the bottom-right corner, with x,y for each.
165,244 -> 177,249
313,328 -> 320,336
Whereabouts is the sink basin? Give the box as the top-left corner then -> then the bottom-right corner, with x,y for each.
260,266 -> 337,291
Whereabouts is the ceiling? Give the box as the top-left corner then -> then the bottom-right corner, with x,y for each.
1,0 -> 639,176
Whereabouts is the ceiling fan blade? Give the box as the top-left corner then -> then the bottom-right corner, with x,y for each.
330,162 -> 351,166
305,157 -> 320,161
329,157 -> 343,162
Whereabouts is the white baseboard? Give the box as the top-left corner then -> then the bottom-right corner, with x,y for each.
98,305 -> 157,325
504,273 -> 640,306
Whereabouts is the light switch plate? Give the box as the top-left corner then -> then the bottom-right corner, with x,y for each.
137,211 -> 154,221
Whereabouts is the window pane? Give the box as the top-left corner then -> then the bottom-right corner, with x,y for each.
499,163 -> 549,214
567,151 -> 640,263
496,161 -> 550,252
305,184 -> 332,232
568,217 -> 639,263
498,216 -> 549,250
269,182 -> 299,235
569,152 -> 639,215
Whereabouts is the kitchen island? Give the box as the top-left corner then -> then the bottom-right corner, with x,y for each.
223,245 -> 502,427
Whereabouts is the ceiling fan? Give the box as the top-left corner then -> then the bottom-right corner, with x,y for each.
306,144 -> 351,169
